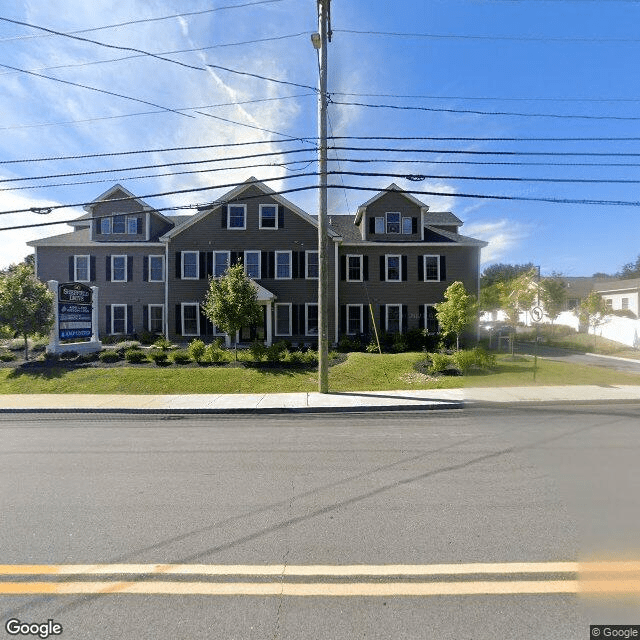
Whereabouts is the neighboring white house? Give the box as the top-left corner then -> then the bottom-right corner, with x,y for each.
594,278 -> 640,318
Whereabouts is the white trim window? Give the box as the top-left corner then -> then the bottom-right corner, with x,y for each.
100,217 -> 111,234
386,212 -> 401,234
259,204 -> 278,229
148,304 -> 164,334
385,255 -> 401,282
386,304 -> 402,334
244,251 -> 261,279
181,303 -> 200,336
112,214 -> 126,234
305,303 -> 318,336
374,217 -> 384,234
111,304 -> 127,334
347,255 -> 363,282
622,297 -> 629,310
275,303 -> 292,336
182,251 -> 199,279
227,204 -> 246,229
275,251 -> 292,279
306,251 -> 319,279
402,217 -> 412,235
424,304 -> 439,334
213,251 -> 230,277
111,255 -> 127,282
423,255 -> 441,282
74,255 -> 90,282
149,255 -> 164,282
127,216 -> 139,234
346,304 -> 363,335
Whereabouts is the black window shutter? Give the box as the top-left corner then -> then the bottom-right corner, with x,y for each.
127,306 -> 133,334
292,304 -> 299,335
379,305 -> 386,333
419,305 -> 425,330
261,252 -> 268,278
142,305 -> 148,331
207,251 -> 213,277
418,255 -> 424,281
90,256 -> 96,282
199,251 -> 207,279
412,217 -> 418,234
268,252 -> 275,279
340,305 -> 346,334
143,256 -> 148,282
402,256 -> 408,281
221,206 -> 228,228
379,256 -> 385,281
175,251 -> 182,278
106,255 -> 111,282
440,256 -> 446,281
200,308 -> 213,336
292,252 -> 299,279
136,217 -> 142,234
230,251 -> 240,266
340,255 -> 346,280
175,305 -> 182,335
369,218 -> 375,235
105,306 -> 111,334
96,219 -> 102,235
363,256 -> 369,281
277,205 -> 284,229
363,306 -> 369,335
68,256 -> 74,280
127,256 -> 133,282
299,252 -> 305,277
402,305 -> 408,333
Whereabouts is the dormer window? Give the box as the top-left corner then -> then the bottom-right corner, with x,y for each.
374,217 -> 384,234
100,217 -> 111,234
127,216 -> 139,234
228,204 -> 246,229
402,217 -> 412,234
259,204 -> 277,229
112,215 -> 126,234
386,212 -> 400,234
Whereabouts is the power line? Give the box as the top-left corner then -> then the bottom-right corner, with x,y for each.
329,146 -> 640,157
0,1 -> 286,43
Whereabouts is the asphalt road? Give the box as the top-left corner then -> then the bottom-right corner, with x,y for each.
1,407 -> 639,639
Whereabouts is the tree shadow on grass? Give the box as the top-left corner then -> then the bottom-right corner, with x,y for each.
7,363 -> 70,380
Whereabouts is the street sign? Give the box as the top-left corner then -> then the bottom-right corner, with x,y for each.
57,284 -> 92,341
531,306 -> 544,323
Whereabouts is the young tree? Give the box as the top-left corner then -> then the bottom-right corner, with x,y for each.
435,281 -> 477,351
201,262 -> 262,360
540,273 -> 567,330
0,262 -> 54,360
579,291 -> 608,350
498,269 -> 536,356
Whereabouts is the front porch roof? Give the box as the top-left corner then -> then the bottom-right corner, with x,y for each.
252,280 -> 276,302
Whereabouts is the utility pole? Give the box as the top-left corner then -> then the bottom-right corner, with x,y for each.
314,0 -> 330,393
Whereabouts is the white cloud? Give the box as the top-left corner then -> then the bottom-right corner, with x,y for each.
464,218 -> 531,265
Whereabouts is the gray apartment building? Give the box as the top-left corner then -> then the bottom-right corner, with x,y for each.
29,178 -> 487,345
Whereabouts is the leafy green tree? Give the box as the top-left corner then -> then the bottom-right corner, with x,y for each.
201,262 -> 262,361
617,254 -> 640,280
480,262 -> 536,288
540,273 -> 567,329
497,269 -> 536,355
579,291 -> 608,350
0,262 -> 54,359
435,281 -> 477,351
478,282 -> 502,316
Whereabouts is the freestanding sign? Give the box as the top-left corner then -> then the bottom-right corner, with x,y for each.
47,281 -> 102,354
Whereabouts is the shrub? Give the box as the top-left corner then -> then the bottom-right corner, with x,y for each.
188,339 -> 206,363
125,349 -> 148,364
42,351 -> 59,364
139,330 -> 160,345
249,340 -> 268,362
148,351 -> 169,366
404,328 -> 426,351
451,349 -> 478,374
114,340 -> 140,352
205,339 -> 228,363
171,350 -> 192,365
266,340 -> 288,362
428,352 -> 452,373
77,351 -> 99,363
153,337 -> 172,351
392,332 -> 409,353
59,350 -> 79,361
99,350 -> 121,363
0,350 -> 16,362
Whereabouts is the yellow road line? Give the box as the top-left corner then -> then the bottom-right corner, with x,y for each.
0,580 -> 584,596
0,562 -> 583,576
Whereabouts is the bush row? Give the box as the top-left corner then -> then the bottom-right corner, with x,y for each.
426,347 -> 497,375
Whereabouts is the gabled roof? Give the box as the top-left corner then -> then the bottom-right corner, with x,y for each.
594,277 -> 640,293
422,225 -> 488,247
160,177 -> 340,240
354,183 -> 429,225
28,228 -> 91,246
425,211 -> 463,227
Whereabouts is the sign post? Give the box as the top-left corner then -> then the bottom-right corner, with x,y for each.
530,305 -> 543,380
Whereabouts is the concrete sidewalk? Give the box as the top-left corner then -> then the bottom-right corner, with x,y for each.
2,385 -> 640,414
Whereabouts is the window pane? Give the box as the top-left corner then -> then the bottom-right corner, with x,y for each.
75,256 -> 88,281
374,217 -> 384,234
150,256 -> 163,281
229,205 -> 245,228
113,306 -> 126,333
113,215 -> 126,234
348,256 -> 361,281
306,252 -> 318,278
245,252 -> 260,278
386,212 -> 400,234
402,217 -> 412,234
387,305 -> 400,333
183,252 -> 198,278
276,253 -> 290,278
214,252 -> 229,277
424,256 -> 439,281
150,306 -> 163,333
112,256 -> 126,281
387,256 -> 400,281
307,304 -> 318,335
127,217 -> 138,234
276,305 -> 290,335
100,217 -> 111,234
261,205 -> 276,228
183,305 -> 198,334
348,306 -> 361,334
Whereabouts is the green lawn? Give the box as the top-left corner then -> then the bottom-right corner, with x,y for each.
1,352 -> 640,394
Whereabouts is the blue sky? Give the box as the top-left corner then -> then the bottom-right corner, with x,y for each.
1,0 -> 640,276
